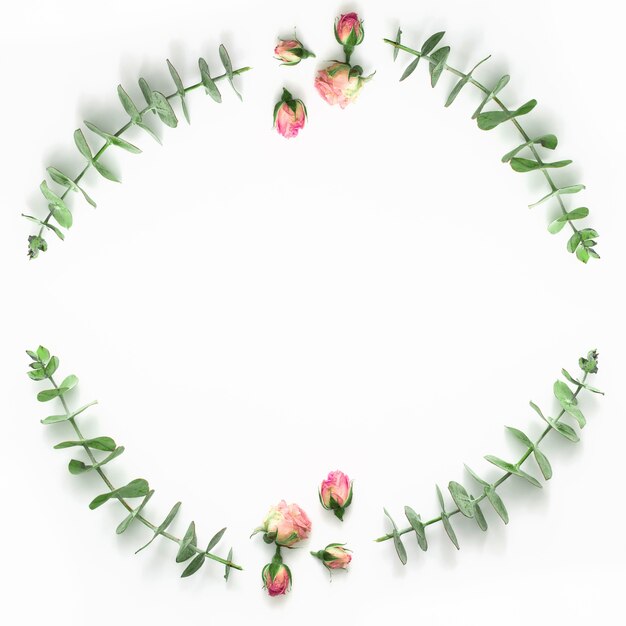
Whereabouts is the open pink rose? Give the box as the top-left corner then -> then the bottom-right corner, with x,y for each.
335,12 -> 364,47
320,470 -> 353,520
263,560 -> 291,596
274,38 -> 315,66
273,88 -> 307,138
256,500 -> 312,547
314,62 -> 371,109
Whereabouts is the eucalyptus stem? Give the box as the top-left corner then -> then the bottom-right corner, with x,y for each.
375,371 -> 589,544
36,66 -> 251,239
383,38 -> 585,241
42,368 -> 241,570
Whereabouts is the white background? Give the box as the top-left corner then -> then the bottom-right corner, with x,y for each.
1,1 -> 624,624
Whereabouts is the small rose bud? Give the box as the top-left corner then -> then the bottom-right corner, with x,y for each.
253,499 -> 312,547
262,559 -> 292,596
273,88 -> 307,139
319,470 -> 353,520
311,543 -> 352,571
314,62 -> 373,109
335,12 -> 364,48
274,38 -> 315,66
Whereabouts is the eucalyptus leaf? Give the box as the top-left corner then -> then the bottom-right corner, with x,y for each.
472,74 -> 510,119
393,28 -> 402,61
529,184 -> 585,209
477,99 -> 537,130
554,380 -> 586,428
219,44 -> 242,100
37,388 -> 64,403
441,514 -> 459,549
198,58 -> 222,103
505,426 -> 533,447
176,521 -> 198,563
116,490 -> 155,534
510,158 -> 572,173
224,548 -> 234,581
501,135 -> 558,162
544,416 -> 580,442
54,436 -> 116,451
136,501 -> 182,553
117,84 -> 142,123
484,455 -> 542,488
445,56 -> 490,107
84,121 -> 142,154
400,56 -> 420,82
46,167 -> 96,208
384,508 -> 407,564
92,159 -> 120,183
74,129 -> 92,160
181,553 -> 205,578
421,31 -> 445,55
471,499 -> 488,531
44,356 -> 59,377
485,486 -> 509,524
448,481 -> 474,517
548,208 -> 589,234
89,478 -> 150,510
166,60 -> 190,124
464,464 -> 488,486
429,46 -> 450,87
404,506 -> 428,551
533,447 -> 552,480
207,527 -> 227,552
138,77 -> 154,109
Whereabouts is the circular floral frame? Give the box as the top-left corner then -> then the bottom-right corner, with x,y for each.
24,24 -> 602,587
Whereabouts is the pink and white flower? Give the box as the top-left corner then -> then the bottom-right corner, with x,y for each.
314,62 -> 372,109
274,38 -> 315,66
255,500 -> 312,547
273,88 -> 307,138
335,12 -> 364,47
262,559 -> 291,596
319,470 -> 353,520
311,543 -> 352,571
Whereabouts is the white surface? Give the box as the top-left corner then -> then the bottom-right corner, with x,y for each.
1,1 -> 625,624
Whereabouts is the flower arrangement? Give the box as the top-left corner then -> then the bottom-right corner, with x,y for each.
253,501 -> 312,596
315,12 -> 374,109
22,5 -> 604,599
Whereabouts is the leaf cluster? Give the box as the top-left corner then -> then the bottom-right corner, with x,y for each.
27,346 -> 240,580
378,350 -> 602,564
387,30 -> 598,263
25,46 -> 250,259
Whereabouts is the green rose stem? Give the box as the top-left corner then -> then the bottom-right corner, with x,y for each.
383,38 -> 591,258
34,66 -> 251,242
39,364 -> 242,571
374,371 -> 589,544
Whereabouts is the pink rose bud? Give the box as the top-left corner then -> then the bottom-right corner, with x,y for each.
311,543 -> 353,571
262,557 -> 292,597
314,62 -> 373,109
253,500 -> 312,547
335,12 -> 364,48
273,88 -> 307,139
274,38 -> 315,66
319,470 -> 353,520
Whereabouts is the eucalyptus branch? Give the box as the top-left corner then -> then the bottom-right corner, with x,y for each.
26,346 -> 242,579
384,32 -> 598,263
25,45 -> 251,259
375,350 -> 602,564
